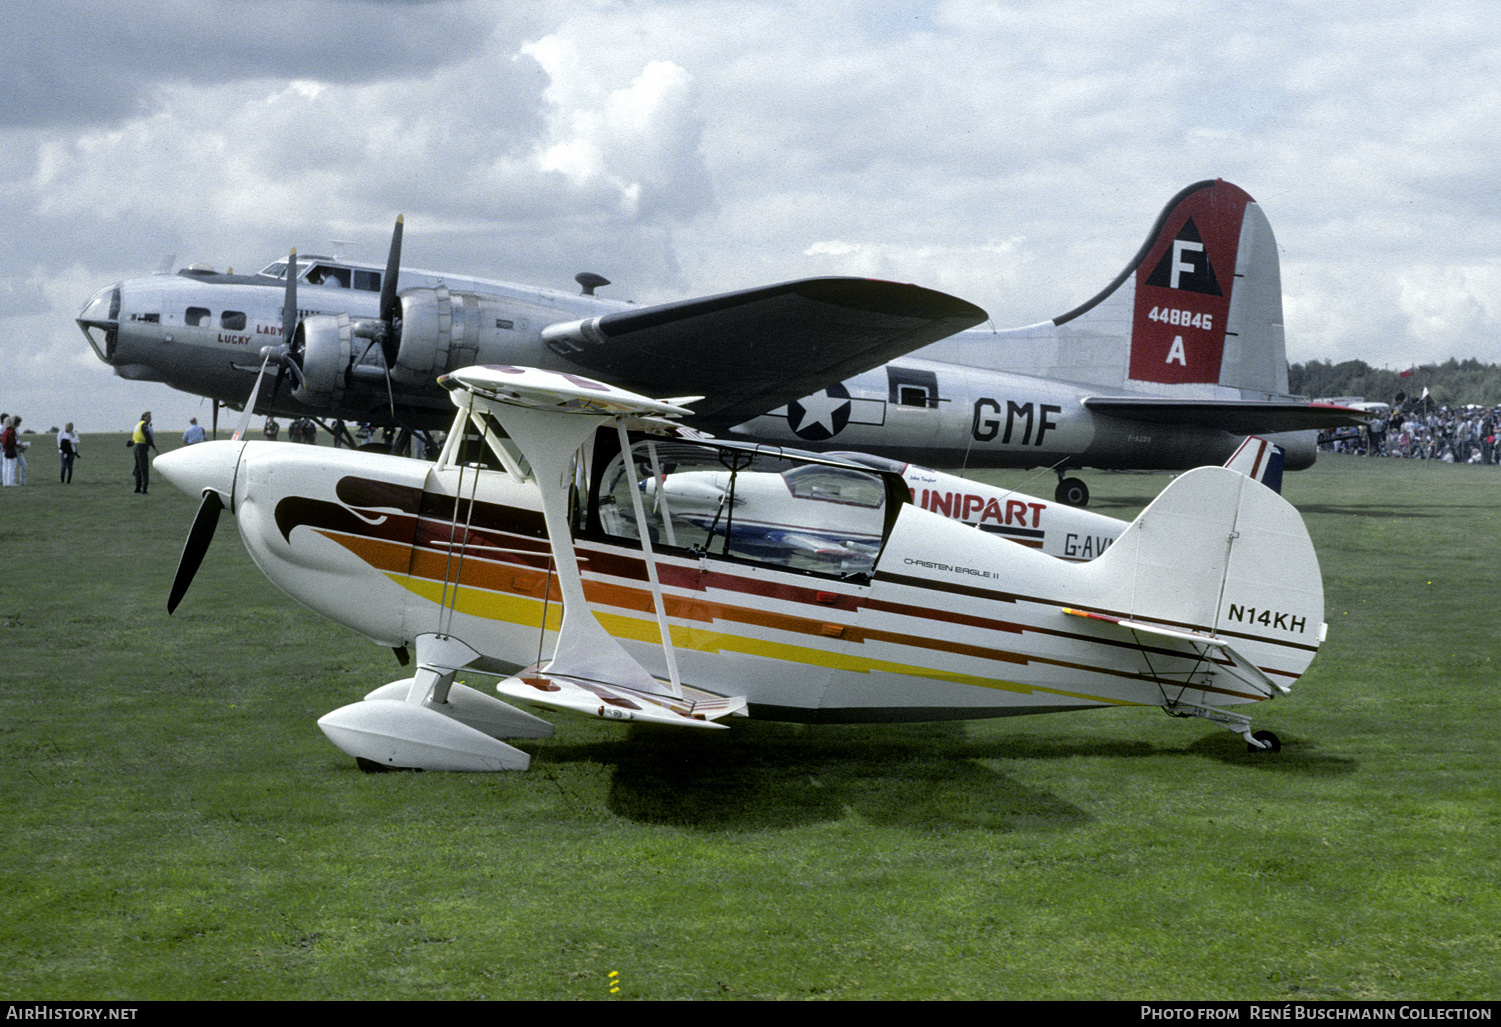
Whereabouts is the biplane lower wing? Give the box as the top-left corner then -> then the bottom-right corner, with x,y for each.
497,670 -> 747,730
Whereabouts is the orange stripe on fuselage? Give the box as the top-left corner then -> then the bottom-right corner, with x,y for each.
314,528 -> 1282,702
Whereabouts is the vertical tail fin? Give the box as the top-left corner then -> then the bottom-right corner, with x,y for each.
1222,436 -> 1285,493
1080,466 -> 1323,682
982,180 -> 1290,398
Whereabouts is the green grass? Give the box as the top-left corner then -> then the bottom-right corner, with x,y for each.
1,440 -> 1497,999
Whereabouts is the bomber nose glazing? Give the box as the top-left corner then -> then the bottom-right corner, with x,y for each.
76,283 -> 121,363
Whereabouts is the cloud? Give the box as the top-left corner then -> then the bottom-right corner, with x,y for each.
7,0 -> 1501,433
526,37 -> 712,221
0,0 -> 500,129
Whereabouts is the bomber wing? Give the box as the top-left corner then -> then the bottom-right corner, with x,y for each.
1082,397 -> 1370,435
540,277 -> 987,431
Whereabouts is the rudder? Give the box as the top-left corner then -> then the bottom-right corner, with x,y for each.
1080,466 -> 1324,680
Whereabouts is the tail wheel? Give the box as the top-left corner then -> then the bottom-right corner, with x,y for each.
1055,477 -> 1089,507
1247,730 -> 1282,753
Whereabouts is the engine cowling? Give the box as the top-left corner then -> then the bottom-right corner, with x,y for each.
390,286 -> 554,384
292,287 -> 565,407
292,313 -> 355,408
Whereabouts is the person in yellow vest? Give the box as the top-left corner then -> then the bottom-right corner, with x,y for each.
131,411 -> 158,494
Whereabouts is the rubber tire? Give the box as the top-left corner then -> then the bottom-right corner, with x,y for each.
1247,730 -> 1282,754
1055,477 -> 1090,507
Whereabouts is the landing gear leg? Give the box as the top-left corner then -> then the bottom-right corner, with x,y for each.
1055,475 -> 1089,507
1165,701 -> 1282,754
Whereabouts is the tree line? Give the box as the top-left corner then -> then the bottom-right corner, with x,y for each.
1289,357 -> 1501,408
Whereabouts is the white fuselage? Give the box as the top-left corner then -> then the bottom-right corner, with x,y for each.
165,438 -> 1320,724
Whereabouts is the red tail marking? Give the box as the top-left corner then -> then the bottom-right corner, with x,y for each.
1129,181 -> 1252,385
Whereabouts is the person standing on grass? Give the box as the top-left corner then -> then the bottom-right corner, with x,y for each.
131,411 -> 158,494
1,415 -> 18,486
58,423 -> 80,483
4,415 -> 29,485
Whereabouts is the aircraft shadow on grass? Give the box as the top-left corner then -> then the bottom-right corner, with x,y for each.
530,721 -> 1089,833
1184,731 -> 1357,776
531,721 -> 1355,832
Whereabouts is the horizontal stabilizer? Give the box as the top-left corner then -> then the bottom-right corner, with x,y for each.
1061,608 -> 1285,697
1083,396 -> 1369,433
497,669 -> 746,730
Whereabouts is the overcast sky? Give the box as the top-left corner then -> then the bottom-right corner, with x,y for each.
5,0 -> 1498,433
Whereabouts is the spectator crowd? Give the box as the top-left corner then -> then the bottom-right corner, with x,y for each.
1321,405 -> 1501,464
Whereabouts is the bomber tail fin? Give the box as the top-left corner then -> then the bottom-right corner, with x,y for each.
958,180 -> 1290,399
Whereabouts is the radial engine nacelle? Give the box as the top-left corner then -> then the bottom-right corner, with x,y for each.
293,284 -> 561,408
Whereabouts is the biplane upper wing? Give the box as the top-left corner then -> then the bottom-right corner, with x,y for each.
539,278 -> 988,431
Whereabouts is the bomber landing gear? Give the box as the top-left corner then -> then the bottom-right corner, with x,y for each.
1054,475 -> 1089,507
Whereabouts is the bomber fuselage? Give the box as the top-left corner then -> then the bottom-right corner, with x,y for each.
77,257 -> 630,428
729,358 -> 1318,471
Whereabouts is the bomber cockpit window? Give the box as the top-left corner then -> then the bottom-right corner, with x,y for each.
594,437 -> 889,579
307,265 -> 351,288
352,269 -> 381,292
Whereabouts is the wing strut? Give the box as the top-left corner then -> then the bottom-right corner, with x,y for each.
616,422 -> 682,697
449,367 -> 694,697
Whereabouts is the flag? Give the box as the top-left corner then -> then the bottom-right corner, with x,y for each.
1399,367 -> 1415,377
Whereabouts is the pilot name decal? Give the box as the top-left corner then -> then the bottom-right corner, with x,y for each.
971,400 -> 1062,446
1130,184 -> 1248,386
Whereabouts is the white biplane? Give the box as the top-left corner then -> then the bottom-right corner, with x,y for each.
157,366 -> 1326,772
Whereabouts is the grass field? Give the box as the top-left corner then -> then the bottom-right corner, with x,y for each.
1,436 -> 1497,1000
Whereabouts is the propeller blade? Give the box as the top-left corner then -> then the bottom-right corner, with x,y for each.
232,352 -> 273,441
167,490 -> 225,614
268,364 -> 287,409
378,215 -> 403,326
376,341 -> 398,419
281,248 -> 298,344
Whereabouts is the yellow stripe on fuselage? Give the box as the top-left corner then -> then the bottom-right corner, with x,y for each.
392,573 -> 1141,707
